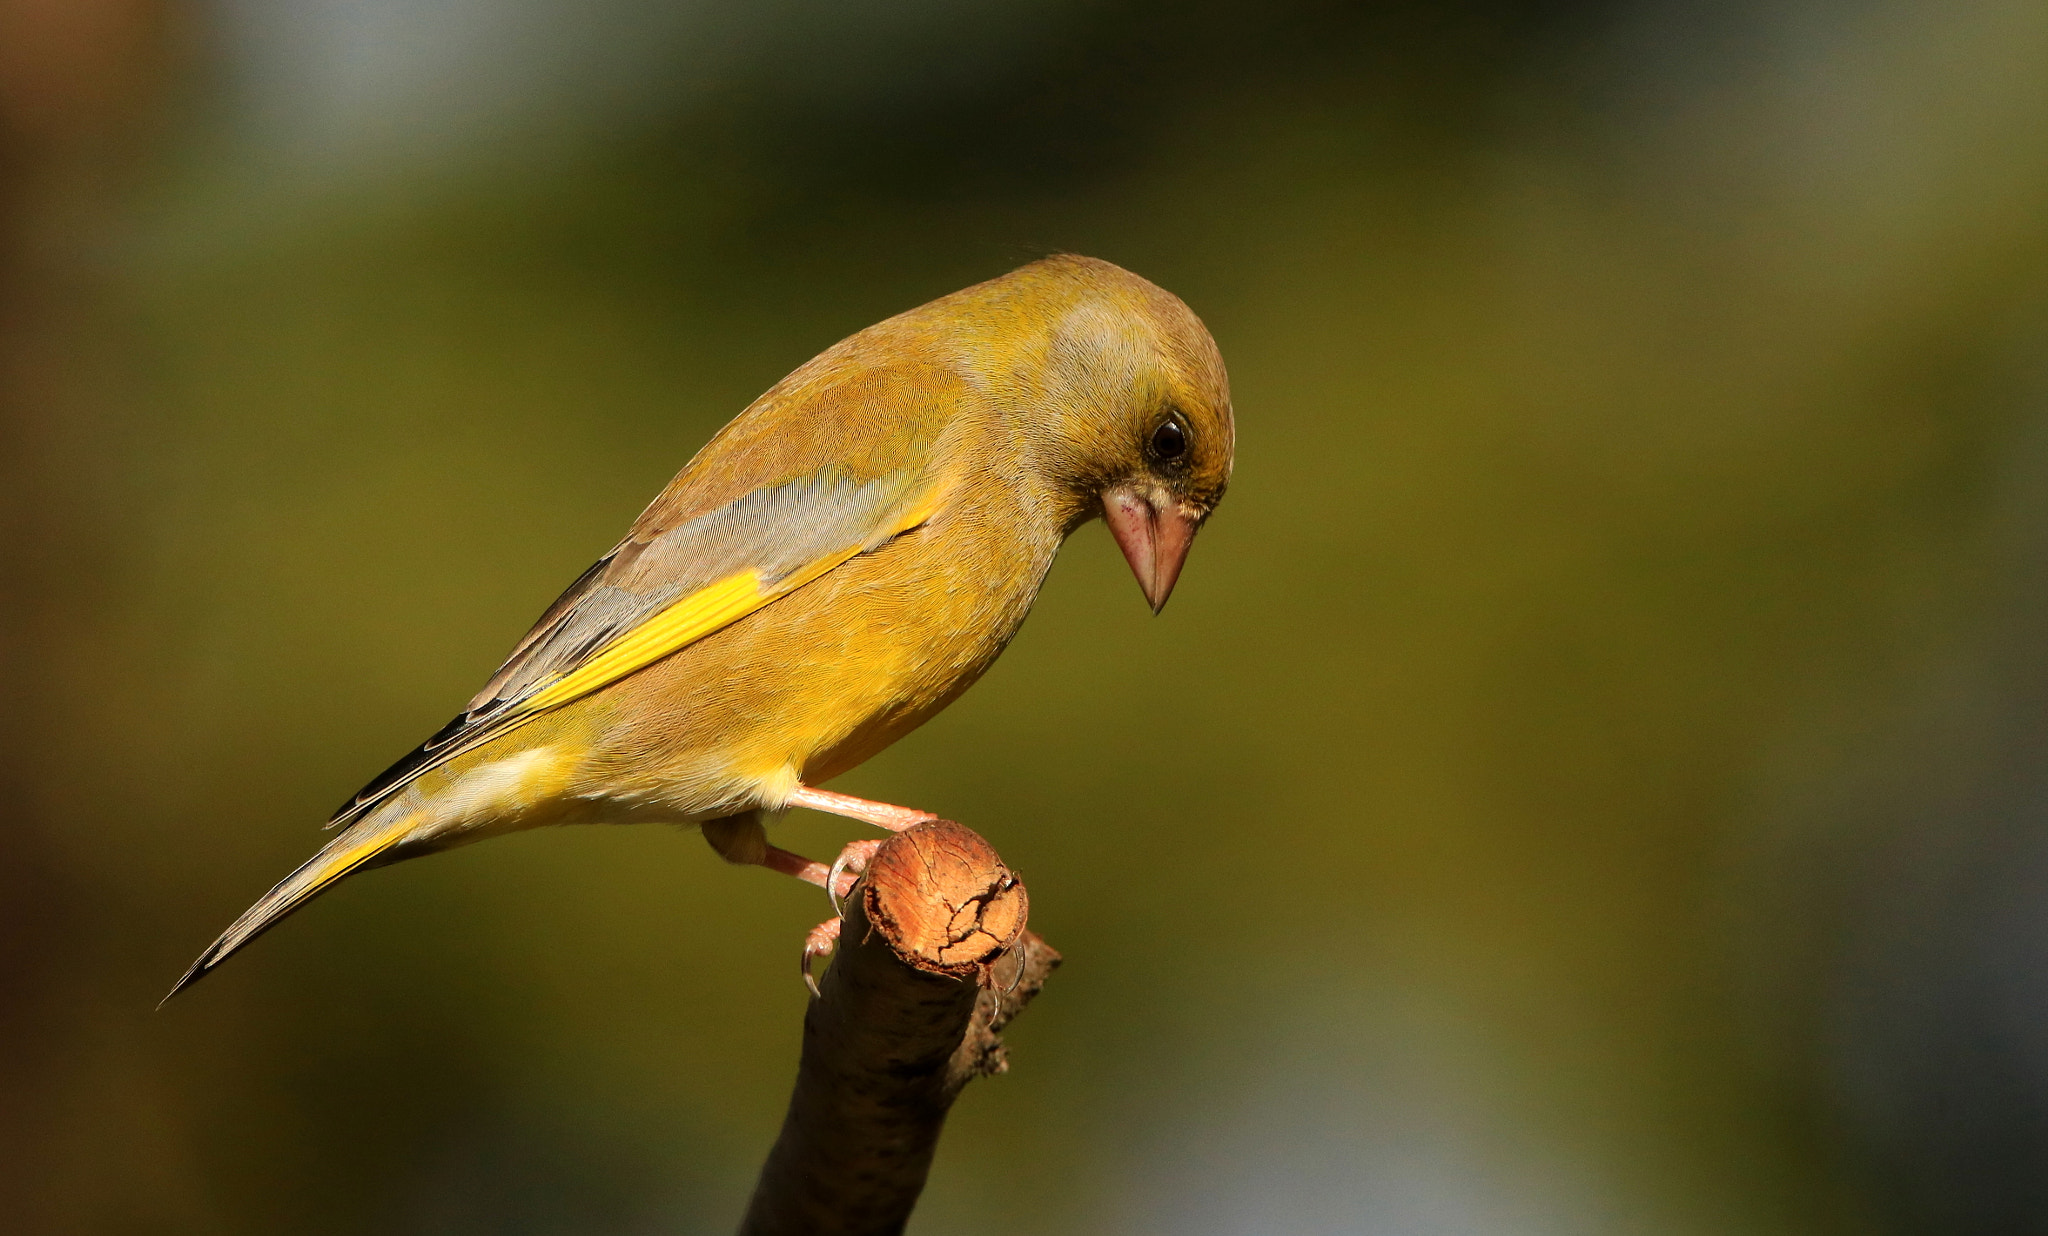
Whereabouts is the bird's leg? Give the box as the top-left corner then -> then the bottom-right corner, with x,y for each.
787,784 -> 939,832
753,839 -> 882,907
753,843 -> 830,890
746,845 -> 862,997
700,813 -> 887,995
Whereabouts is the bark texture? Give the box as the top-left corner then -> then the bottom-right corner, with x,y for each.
739,820 -> 1060,1236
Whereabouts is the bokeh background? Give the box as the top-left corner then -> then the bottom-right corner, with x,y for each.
7,1 -> 2048,1232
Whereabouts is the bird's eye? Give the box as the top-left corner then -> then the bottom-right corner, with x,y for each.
1149,417 -> 1188,463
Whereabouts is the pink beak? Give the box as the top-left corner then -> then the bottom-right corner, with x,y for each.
1102,485 -> 1200,613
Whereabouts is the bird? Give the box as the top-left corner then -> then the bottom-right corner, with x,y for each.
166,253 -> 1233,1000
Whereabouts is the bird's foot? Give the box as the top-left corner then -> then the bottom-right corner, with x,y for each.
801,916 -> 841,998
827,838 -> 883,914
801,837 -> 885,996
737,825 -> 897,995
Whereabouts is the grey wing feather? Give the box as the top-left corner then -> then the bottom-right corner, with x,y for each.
472,465 -> 929,710
328,464 -> 933,828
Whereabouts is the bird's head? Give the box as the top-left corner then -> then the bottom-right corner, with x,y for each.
982,254 -> 1234,613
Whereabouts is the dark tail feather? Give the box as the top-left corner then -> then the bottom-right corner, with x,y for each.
161,814 -> 417,1005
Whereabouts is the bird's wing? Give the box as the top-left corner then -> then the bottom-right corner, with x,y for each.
329,357 -> 957,827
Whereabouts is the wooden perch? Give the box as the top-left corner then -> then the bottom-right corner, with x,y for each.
738,820 -> 1061,1236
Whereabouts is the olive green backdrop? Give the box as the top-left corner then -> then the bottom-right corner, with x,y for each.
7,2 -> 2048,1232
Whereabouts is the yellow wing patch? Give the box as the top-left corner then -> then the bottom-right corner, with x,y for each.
512,497 -> 937,719
517,569 -> 766,714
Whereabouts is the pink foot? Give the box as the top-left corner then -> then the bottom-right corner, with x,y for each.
802,916 -> 841,997
828,838 -> 884,908
802,838 -> 891,996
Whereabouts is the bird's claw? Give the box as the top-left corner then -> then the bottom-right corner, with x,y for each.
801,916 -> 842,998
826,838 -> 884,916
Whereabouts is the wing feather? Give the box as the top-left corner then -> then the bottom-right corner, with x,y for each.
328,354 -> 957,827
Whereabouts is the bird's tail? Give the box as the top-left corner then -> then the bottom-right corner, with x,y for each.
162,810 -> 423,1004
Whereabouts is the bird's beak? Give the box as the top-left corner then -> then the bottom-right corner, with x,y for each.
1102,484 -> 1200,613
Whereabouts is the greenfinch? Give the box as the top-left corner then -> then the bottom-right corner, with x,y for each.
169,254 -> 1233,997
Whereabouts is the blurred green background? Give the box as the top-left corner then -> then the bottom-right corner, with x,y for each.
7,1 -> 2048,1232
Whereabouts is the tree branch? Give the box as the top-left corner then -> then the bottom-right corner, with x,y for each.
738,821 -> 1060,1236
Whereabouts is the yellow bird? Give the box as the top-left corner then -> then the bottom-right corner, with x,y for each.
168,253 -> 1233,998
